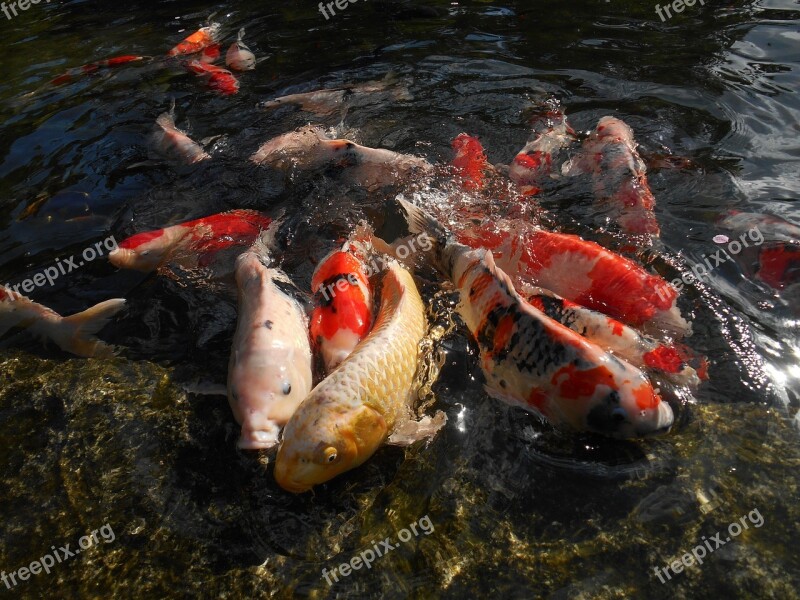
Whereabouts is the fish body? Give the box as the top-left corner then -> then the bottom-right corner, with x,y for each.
51,55 -> 146,86
227,234 -> 313,450
565,117 -> 660,237
310,241 -> 374,372
251,126 -> 431,189
274,261 -> 426,492
520,284 -> 703,388
451,134 -> 489,191
399,199 -> 674,439
0,288 -> 125,358
150,108 -> 211,166
109,209 -> 272,272
225,28 -> 256,71
200,44 -> 222,64
509,107 -> 574,196
185,60 -> 240,95
453,218 -> 690,337
168,23 -> 221,57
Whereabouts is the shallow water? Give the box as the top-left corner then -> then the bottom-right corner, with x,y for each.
0,1 -> 799,598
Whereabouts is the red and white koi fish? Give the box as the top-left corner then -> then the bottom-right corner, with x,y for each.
310,236 -> 374,373
50,55 -> 146,86
251,126 -> 432,189
718,211 -> 799,291
150,105 -> 211,166
200,43 -> 222,64
451,134 -> 489,191
185,60 -> 240,95
398,199 -> 674,439
275,261 -> 438,492
509,106 -> 575,196
259,73 -> 413,115
167,22 -> 222,57
227,230 -> 313,450
109,209 -> 272,272
0,288 -> 125,358
453,218 -> 691,338
225,28 -> 256,71
564,116 -> 660,237
519,283 -> 705,388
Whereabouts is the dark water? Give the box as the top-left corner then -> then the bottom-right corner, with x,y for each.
1,0 -> 799,598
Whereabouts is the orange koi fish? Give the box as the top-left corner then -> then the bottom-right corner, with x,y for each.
51,55 -> 146,86
109,210 -> 272,272
398,198 -> 674,439
167,22 -> 221,57
451,133 -> 489,191
309,237 -> 374,373
185,60 -> 240,96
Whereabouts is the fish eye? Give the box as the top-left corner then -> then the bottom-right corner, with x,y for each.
282,382 -> 292,395
140,250 -> 150,256
324,447 -> 338,463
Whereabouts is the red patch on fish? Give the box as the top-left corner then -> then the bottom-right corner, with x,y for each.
757,244 -> 800,290
185,60 -> 239,95
168,28 -> 217,57
451,134 -> 488,190
643,345 -> 684,374
551,363 -> 617,400
633,384 -> 661,410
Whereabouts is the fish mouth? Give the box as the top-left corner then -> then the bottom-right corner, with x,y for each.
238,429 -> 279,450
636,402 -> 674,438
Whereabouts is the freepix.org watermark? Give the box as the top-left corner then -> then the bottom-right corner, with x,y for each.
1,0 -> 51,21
2,235 -> 118,302
322,515 -> 434,585
2,523 -> 116,590
318,0 -> 364,20
656,226 -> 764,301
655,0 -> 705,22
317,233 -> 432,304
653,508 -> 764,584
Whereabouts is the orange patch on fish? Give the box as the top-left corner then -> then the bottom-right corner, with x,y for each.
551,363 -> 617,400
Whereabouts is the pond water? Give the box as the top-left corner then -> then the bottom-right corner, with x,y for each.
0,0 -> 798,598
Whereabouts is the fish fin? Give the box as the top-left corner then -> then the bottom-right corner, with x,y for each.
250,217 -> 284,266
387,410 -> 447,446
237,27 -> 246,43
155,99 -> 178,131
54,299 -> 126,358
482,250 -> 523,301
396,197 -> 450,252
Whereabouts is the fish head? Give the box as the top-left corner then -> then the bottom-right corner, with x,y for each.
274,401 -> 387,493
585,386 -> 674,439
108,229 -> 179,272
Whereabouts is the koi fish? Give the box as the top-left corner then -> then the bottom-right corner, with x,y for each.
50,55 -> 146,86
274,261 -> 431,493
251,126 -> 432,189
0,288 -> 125,358
509,106 -> 575,196
519,283 -> 704,388
398,198 -> 674,439
452,218 -> 691,338
109,209 -> 272,272
451,134 -> 489,191
167,22 -> 221,57
310,237 -> 374,373
718,211 -> 799,291
150,104 -> 211,166
185,60 -> 240,95
259,73 -> 413,115
227,231 -> 313,450
225,28 -> 256,71
564,116 -> 660,237
200,44 -> 222,64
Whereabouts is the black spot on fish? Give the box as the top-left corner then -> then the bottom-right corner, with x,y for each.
264,320 -> 273,329
499,379 -> 507,388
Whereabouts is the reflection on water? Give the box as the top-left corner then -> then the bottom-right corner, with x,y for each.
0,0 -> 799,598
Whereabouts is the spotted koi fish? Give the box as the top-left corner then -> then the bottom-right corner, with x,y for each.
519,284 -> 705,388
274,261 -> 429,492
398,198 -> 674,439
50,55 -> 147,86
509,106 -> 575,196
453,218 -> 691,338
109,209 -> 272,272
167,22 -> 221,57
564,116 -> 660,238
227,230 -> 313,450
0,288 -> 125,358
310,237 -> 374,373
185,60 -> 240,95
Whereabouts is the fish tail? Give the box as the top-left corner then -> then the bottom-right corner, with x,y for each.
396,198 -> 454,273
237,27 -> 246,44
155,100 -> 178,131
55,299 -> 126,358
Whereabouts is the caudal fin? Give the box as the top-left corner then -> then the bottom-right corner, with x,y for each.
54,299 -> 126,358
